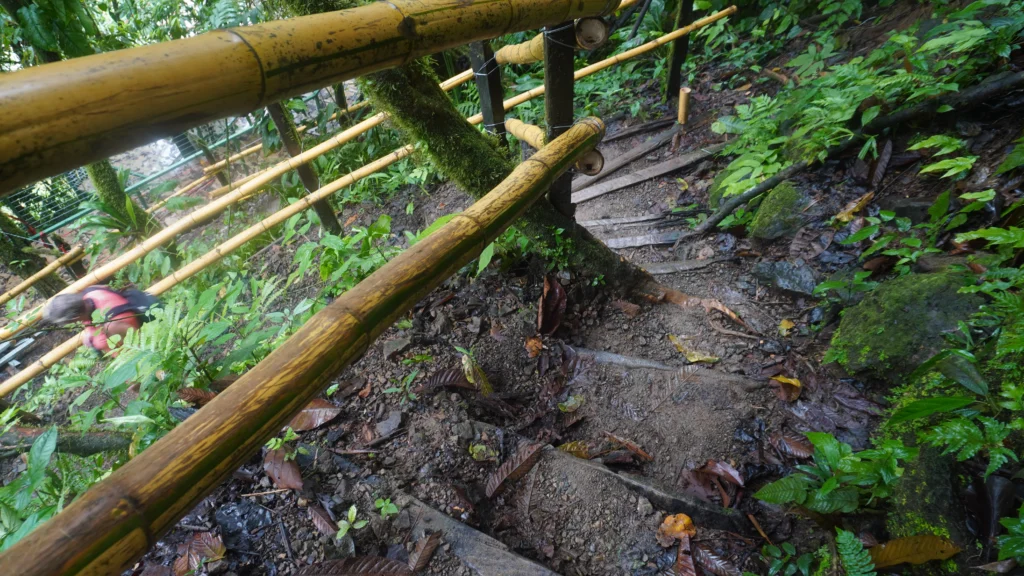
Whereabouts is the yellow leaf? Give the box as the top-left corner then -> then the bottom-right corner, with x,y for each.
869,535 -> 961,568
835,191 -> 875,223
524,336 -> 543,358
461,354 -> 493,396
468,443 -> 497,461
557,440 -> 591,459
778,319 -> 795,336
656,514 -> 696,547
668,334 -> 719,364
770,375 -> 802,402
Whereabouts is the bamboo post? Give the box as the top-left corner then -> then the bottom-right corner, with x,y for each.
266,103 -> 343,234
0,119 -> 604,576
677,87 -> 692,125
665,0 -> 694,100
469,41 -> 507,143
0,247 -> 84,308
0,0 -> 620,193
545,21 -> 578,218
505,118 -> 603,175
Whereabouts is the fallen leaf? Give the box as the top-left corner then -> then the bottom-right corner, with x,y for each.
357,380 -> 372,398
694,544 -> 742,576
748,514 -> 772,544
289,398 -> 342,432
789,227 -> 834,261
468,443 -> 497,462
176,388 -> 217,407
770,430 -> 814,459
656,514 -> 696,547
871,139 -> 893,189
408,532 -> 442,572
263,448 -> 303,490
604,432 -> 653,462
702,460 -> 744,487
863,255 -> 896,275
557,394 -> 584,413
868,535 -> 961,568
343,214 -> 359,227
735,83 -> 752,91
295,557 -> 413,576
537,275 -> 567,335
612,300 -> 641,318
173,532 -> 226,576
778,319 -> 795,337
968,261 -> 987,274
141,566 -> 173,576
836,191 -> 875,223
525,336 -> 544,358
413,368 -> 473,394
485,442 -> 544,497
975,559 -> 1018,573
668,334 -> 719,364
557,440 -> 592,459
675,535 -> 698,576
309,505 -> 337,536
770,375 -> 802,402
461,354 -> 493,396
488,323 -> 505,341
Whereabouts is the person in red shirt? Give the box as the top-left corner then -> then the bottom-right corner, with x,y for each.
42,287 -> 145,354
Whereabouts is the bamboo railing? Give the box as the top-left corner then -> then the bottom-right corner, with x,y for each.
0,0 -> 618,193
0,118 -> 604,576
0,247 -> 84,308
505,118 -> 604,175
144,174 -> 215,214
494,18 -> 609,65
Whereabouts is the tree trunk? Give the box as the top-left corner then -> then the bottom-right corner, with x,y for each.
84,160 -> 162,238
0,211 -> 66,297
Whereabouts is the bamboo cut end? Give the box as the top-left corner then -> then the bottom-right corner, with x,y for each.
575,17 -> 609,50
575,149 -> 605,176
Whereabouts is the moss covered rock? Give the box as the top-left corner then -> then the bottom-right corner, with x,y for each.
747,181 -> 809,239
827,271 -> 983,383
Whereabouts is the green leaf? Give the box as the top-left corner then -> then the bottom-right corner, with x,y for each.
754,475 -> 809,505
861,106 -> 881,127
908,135 -> 963,157
920,156 -> 978,179
890,396 -> 975,423
836,529 -> 876,576
840,225 -> 878,245
997,138 -> 1024,174
937,352 -> 989,396
929,191 -> 951,223
27,427 -> 58,487
806,486 -> 859,513
477,243 -> 495,275
17,5 -> 59,52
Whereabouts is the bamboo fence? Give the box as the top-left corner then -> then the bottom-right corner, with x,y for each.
0,0 -> 618,193
494,18 -> 609,65
0,247 -> 84,308
144,174 -> 215,214
0,119 -> 604,576
505,118 -> 604,175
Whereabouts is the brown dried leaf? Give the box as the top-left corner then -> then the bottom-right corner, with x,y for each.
871,139 -> 893,189
863,255 -> 896,275
656,514 -> 696,547
485,442 -> 544,498
789,227 -> 834,261
604,432 -> 653,462
557,440 -> 592,459
263,448 -> 303,490
975,559 -> 1018,573
176,387 -> 217,407
769,375 -> 802,403
675,535 -> 698,576
770,431 -> 814,459
357,380 -> 372,398
295,557 -> 414,575
173,532 -> 226,576
836,191 -> 875,223
693,544 -> 742,576
612,300 -> 641,318
537,275 -> 567,335
657,287 -> 754,333
413,368 -> 473,394
289,398 -> 342,432
702,460 -> 744,487
141,566 -> 173,576
525,336 -> 543,358
408,532 -> 442,573
310,505 -> 338,536
868,535 -> 961,568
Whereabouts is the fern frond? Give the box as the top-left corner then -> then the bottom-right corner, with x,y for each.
836,529 -> 876,576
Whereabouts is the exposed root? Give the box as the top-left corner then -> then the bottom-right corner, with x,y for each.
636,281 -> 757,334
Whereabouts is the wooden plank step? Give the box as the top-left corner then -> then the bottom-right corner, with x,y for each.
572,142 -> 725,204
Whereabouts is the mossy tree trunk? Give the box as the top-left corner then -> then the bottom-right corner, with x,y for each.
0,211 -> 66,297
84,160 -> 163,238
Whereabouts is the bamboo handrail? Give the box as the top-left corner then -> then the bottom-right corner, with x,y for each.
468,6 -> 737,125
617,0 -> 640,10
0,0 -> 619,193
207,168 -> 270,200
0,118 -> 604,576
0,247 -> 84,308
494,18 -> 609,65
145,174 -> 215,214
505,118 -> 604,175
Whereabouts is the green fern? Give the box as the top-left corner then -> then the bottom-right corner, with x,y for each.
836,529 -> 876,576
754,475 -> 810,506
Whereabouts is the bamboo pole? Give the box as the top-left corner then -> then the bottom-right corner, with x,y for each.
203,69 -> 474,175
617,0 -> 640,9
494,18 -> 609,65
469,6 -> 737,125
505,118 -> 604,175
145,174 -> 215,214
0,247 -> 84,308
0,0 -> 619,193
0,119 -> 603,576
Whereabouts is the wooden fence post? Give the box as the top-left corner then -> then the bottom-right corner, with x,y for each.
267,103 -> 343,234
665,0 -> 694,99
469,41 -> 507,144
544,22 -> 577,218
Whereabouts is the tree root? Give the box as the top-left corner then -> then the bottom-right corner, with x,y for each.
636,280 -> 757,334
0,427 -> 132,457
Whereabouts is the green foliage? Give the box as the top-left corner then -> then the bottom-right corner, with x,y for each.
923,416 -> 1019,477
374,497 -> 398,519
836,529 -> 876,576
290,214 -> 399,297
997,131 -> 1024,174
919,156 -> 978,179
998,504 -> 1024,562
336,504 -> 368,539
754,433 -> 916,513
383,369 -> 419,403
760,542 -> 814,576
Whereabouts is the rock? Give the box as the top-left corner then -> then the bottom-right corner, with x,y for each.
827,271 -> 983,383
637,497 -> 654,516
376,410 -> 403,437
747,181 -> 810,239
878,196 -> 934,224
752,260 -> 820,296
215,500 -> 273,551
382,337 -> 413,360
327,534 -> 355,559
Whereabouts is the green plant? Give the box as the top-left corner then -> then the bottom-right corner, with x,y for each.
290,214 -> 399,297
336,504 -> 368,539
383,369 -> 419,403
836,529 -> 876,576
374,497 -> 398,519
754,433 -> 916,513
760,542 -> 814,576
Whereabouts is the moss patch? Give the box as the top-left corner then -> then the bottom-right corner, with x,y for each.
827,271 -> 983,384
747,180 -> 808,239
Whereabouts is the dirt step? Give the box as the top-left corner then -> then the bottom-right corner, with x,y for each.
396,492 -> 559,576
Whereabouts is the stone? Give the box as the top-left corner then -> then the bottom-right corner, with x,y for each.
215,499 -> 273,551
382,337 -> 413,360
827,271 -> 983,383
878,196 -> 934,224
637,497 -> 654,516
752,260 -> 820,296
376,410 -> 403,437
747,181 -> 810,239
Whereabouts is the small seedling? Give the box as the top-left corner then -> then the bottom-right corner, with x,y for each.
336,505 -> 368,539
375,498 -> 399,519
